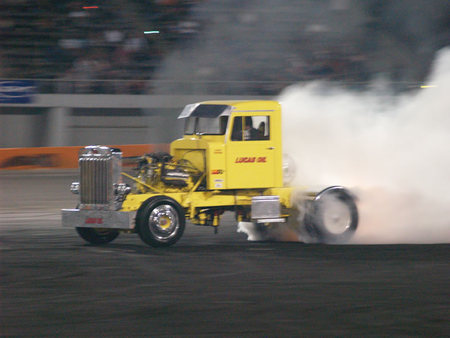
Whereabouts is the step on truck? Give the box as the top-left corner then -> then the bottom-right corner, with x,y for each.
62,100 -> 358,246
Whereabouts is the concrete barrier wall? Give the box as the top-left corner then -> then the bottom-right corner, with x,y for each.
0,94 -> 270,147
0,94 -> 270,170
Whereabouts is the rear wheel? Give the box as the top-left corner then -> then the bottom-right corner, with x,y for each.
76,227 -> 119,245
137,196 -> 185,247
305,186 -> 358,243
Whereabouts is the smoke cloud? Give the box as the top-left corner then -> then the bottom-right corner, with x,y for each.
279,47 -> 450,244
152,0 -> 449,92
150,1 -> 449,243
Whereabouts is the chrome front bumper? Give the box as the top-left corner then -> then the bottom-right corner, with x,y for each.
61,209 -> 135,229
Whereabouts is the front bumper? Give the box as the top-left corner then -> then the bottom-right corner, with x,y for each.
61,209 -> 135,229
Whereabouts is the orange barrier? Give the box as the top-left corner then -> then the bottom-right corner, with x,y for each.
0,144 -> 169,170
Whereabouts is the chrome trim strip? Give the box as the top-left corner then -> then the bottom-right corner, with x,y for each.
254,218 -> 286,223
231,110 -> 274,112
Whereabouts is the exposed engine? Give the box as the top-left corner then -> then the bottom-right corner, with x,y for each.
131,152 -> 203,192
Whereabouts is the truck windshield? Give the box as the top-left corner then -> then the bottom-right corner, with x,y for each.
184,116 -> 229,135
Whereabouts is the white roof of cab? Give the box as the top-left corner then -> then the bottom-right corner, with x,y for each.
177,100 -> 279,119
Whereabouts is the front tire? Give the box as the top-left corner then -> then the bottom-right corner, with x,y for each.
136,196 -> 185,247
76,227 -> 119,245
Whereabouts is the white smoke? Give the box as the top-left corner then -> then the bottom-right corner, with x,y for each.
237,221 -> 301,242
278,47 -> 450,244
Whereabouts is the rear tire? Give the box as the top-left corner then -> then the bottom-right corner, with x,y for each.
76,227 -> 119,245
306,186 -> 358,243
136,196 -> 185,247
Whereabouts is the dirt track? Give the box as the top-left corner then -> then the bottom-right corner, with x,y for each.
1,171 -> 449,336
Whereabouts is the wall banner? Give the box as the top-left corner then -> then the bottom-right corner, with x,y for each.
0,80 -> 35,104
0,144 -> 169,170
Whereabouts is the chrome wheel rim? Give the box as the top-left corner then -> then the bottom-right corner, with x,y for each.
318,197 -> 352,235
148,205 -> 179,241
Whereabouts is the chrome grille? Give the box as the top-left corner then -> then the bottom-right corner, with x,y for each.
80,157 -> 111,204
78,146 -> 122,208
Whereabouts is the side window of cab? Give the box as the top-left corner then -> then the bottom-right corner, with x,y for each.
231,116 -> 270,141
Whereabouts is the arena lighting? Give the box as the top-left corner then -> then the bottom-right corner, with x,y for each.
144,31 -> 160,34
83,6 -> 99,9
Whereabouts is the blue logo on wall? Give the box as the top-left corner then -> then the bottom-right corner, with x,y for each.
0,80 -> 35,103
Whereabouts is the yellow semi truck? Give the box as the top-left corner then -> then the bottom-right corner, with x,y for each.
62,100 -> 358,246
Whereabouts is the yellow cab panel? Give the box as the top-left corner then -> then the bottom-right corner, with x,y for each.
171,100 -> 283,190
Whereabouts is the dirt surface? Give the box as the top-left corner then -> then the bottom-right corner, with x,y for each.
1,171 -> 449,337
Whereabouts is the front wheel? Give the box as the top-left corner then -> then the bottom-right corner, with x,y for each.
136,196 -> 185,247
76,227 -> 119,245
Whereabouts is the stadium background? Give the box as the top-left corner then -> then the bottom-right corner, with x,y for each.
0,0 -> 448,151
1,2 -> 449,336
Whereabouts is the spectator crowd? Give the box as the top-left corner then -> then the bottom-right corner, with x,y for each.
1,0 -> 446,94
1,0 -> 204,93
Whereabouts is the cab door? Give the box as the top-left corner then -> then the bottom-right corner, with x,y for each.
225,115 -> 275,189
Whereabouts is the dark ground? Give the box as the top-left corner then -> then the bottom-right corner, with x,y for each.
0,171 -> 449,337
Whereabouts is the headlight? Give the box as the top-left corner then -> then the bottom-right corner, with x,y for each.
115,183 -> 131,201
70,182 -> 80,194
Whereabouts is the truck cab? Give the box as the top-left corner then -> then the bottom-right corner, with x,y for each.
171,100 -> 283,190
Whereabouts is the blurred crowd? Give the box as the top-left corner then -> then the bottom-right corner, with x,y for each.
0,0 -> 204,93
1,0 -> 446,94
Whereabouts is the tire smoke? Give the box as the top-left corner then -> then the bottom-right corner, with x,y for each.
237,221 -> 301,242
278,47 -> 450,244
